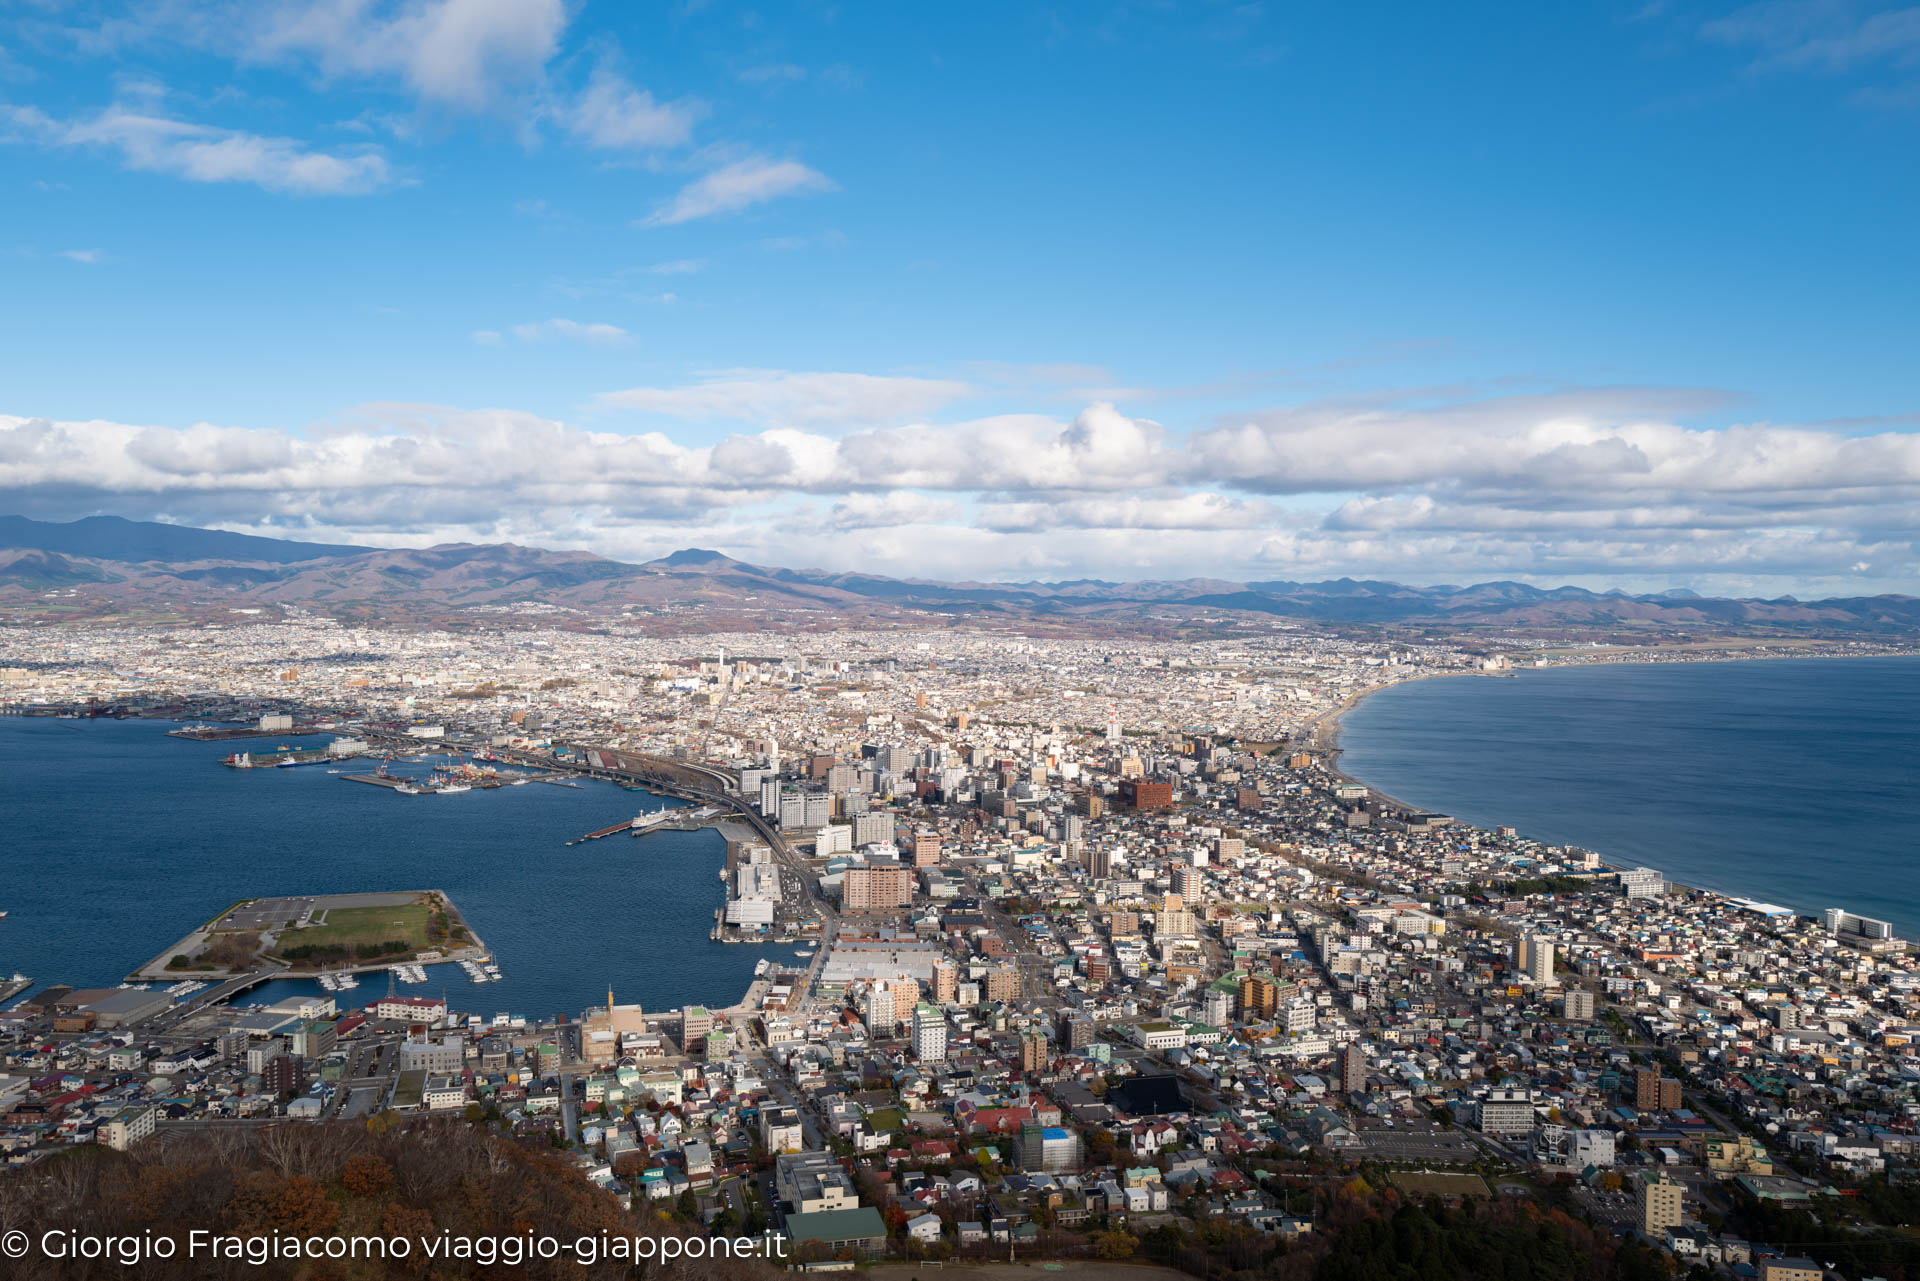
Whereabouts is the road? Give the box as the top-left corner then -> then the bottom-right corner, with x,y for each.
973,880 -> 1063,1014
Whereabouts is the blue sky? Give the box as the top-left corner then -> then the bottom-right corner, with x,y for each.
2,1 -> 1918,593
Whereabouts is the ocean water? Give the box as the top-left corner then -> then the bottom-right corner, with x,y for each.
0,718 -> 792,1016
1337,655 -> 1920,936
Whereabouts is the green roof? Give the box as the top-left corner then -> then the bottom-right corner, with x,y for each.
785,1207 -> 887,1245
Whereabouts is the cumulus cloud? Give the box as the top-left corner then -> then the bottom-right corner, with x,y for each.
639,156 -> 833,226
7,385 -> 1920,592
4,103 -> 396,195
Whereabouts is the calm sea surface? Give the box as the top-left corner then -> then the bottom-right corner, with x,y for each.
0,718 -> 792,1015
1337,655 -> 1920,935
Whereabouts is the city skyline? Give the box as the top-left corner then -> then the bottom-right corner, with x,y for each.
3,2 -> 1919,593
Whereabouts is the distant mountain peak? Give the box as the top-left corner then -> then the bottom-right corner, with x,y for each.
656,548 -> 735,567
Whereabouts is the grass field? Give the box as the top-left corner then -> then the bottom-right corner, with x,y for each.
279,900 -> 435,961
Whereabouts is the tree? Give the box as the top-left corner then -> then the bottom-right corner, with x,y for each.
340,1153 -> 393,1197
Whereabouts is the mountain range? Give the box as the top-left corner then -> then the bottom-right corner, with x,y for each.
3,514 -> 1917,633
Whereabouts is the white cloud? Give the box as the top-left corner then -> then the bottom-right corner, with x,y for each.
598,369 -> 970,429
60,249 -> 103,263
506,318 -> 632,347
469,329 -> 503,345
8,384 -> 1920,592
1703,1 -> 1920,72
247,0 -> 568,110
6,103 -> 395,195
562,65 -> 702,150
639,157 -> 833,226
648,259 -> 704,275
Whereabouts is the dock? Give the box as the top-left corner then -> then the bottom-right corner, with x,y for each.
569,820 -> 638,845
0,975 -> 32,1005
169,725 -> 323,741
342,773 -> 414,790
223,746 -> 339,768
569,807 -> 722,846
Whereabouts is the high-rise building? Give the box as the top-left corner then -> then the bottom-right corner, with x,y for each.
912,1004 -> 947,1062
1634,1066 -> 1683,1112
843,865 -> 912,911
1639,1175 -> 1684,1235
932,959 -> 958,1003
911,831 -> 942,867
1020,1031 -> 1049,1073
1172,864 -> 1204,902
1518,935 -> 1555,985
864,986 -> 896,1034
1562,989 -> 1595,1020
1058,1012 -> 1095,1050
1238,973 -> 1279,1021
1341,1043 -> 1367,1093
1086,845 -> 1112,878
985,967 -> 1021,1003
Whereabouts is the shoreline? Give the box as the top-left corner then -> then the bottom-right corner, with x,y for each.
1308,650 -> 1920,932
0,716 -> 779,1019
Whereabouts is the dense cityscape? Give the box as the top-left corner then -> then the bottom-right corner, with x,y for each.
4,621 -> 1919,1279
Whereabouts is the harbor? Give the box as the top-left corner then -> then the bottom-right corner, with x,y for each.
0,715 -> 794,1021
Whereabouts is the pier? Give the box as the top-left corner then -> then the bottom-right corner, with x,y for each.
223,745 -> 339,768
342,772 -> 413,789
0,975 -> 33,1005
566,808 -> 722,846
168,724 -> 324,741
570,819 -> 639,845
